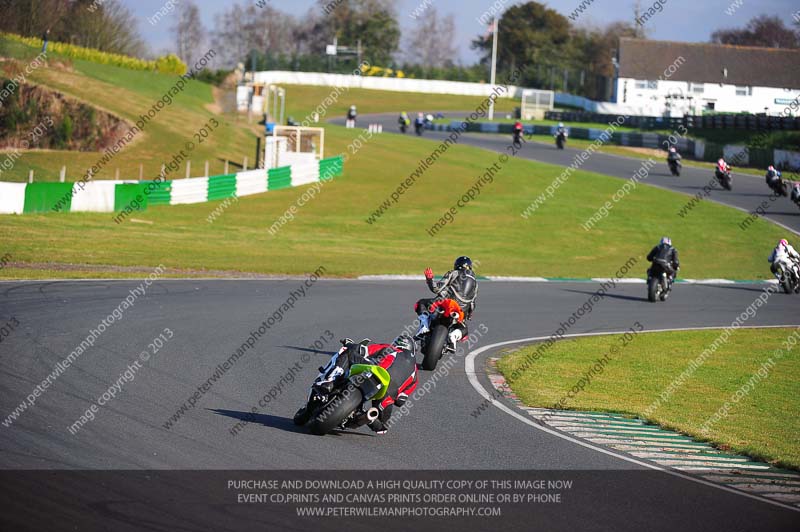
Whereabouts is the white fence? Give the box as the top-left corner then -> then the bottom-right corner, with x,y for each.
250,71 -> 525,98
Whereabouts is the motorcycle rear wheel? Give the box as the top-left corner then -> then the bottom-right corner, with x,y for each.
782,278 -> 793,295
422,324 -> 449,370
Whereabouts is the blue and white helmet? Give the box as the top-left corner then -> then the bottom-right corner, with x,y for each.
661,236 -> 672,246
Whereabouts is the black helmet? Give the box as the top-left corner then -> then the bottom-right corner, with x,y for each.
454,256 -> 472,270
392,334 -> 415,355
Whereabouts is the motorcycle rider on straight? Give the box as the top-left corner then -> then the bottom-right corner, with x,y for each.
765,165 -> 785,195
667,147 -> 682,174
555,122 -> 568,149
346,105 -> 357,128
398,111 -> 410,133
512,120 -> 524,147
294,335 -> 418,435
792,182 -> 800,206
414,113 -> 425,136
415,256 -> 478,350
768,239 -> 800,284
647,237 -> 680,287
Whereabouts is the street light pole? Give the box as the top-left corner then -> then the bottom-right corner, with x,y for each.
488,16 -> 499,121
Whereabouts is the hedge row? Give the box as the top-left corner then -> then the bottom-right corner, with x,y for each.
1,32 -> 186,75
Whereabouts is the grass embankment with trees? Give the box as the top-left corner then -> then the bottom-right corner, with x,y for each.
0,36 -> 789,280
498,328 -> 800,470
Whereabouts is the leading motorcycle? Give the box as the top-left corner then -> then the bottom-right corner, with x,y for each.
418,299 -> 466,370
647,259 -> 675,302
714,166 -> 733,191
668,159 -> 681,177
293,340 -> 391,435
555,130 -> 567,150
774,258 -> 800,295
512,129 -> 523,150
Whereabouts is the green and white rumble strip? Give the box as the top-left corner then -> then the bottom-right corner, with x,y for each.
486,358 -> 800,509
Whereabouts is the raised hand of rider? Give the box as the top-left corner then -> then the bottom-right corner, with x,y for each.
424,268 -> 434,281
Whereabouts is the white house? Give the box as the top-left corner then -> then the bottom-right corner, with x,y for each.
614,38 -> 800,117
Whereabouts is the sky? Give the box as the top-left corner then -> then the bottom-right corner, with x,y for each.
129,0 -> 800,63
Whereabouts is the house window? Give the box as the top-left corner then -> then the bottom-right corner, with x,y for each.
635,80 -> 658,90
735,86 -> 752,96
691,83 -> 704,94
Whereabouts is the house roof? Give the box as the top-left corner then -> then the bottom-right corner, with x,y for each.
618,38 -> 800,89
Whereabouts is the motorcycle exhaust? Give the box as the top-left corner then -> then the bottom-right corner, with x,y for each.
366,408 -> 380,422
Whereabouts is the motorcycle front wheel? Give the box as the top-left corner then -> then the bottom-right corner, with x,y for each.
647,277 -> 659,303
308,387 -> 363,435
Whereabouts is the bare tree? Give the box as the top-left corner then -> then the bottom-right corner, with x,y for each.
0,0 -> 145,56
405,8 -> 457,69
212,3 -> 299,68
712,15 -> 799,49
173,1 -> 206,64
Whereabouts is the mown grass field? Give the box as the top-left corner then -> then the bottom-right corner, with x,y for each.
0,35 -> 789,279
497,328 -> 800,470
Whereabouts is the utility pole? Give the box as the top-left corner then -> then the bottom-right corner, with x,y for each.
488,17 -> 499,121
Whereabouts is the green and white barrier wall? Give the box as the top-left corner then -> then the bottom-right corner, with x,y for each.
0,156 -> 344,215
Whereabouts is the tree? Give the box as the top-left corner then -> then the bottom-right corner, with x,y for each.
472,2 -> 572,74
711,15 -> 800,49
315,0 -> 400,66
404,8 -> 457,70
471,1 -> 640,99
0,0 -> 146,57
173,1 -> 206,65
212,3 -> 300,68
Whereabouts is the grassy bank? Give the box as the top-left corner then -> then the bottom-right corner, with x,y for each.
0,124 -> 789,279
0,35 -> 789,280
497,328 -> 800,470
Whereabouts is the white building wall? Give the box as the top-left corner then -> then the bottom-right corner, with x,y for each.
616,77 -> 800,116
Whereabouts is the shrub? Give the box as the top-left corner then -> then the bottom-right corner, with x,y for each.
1,32 -> 186,75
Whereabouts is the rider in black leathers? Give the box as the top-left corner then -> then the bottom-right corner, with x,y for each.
647,237 -> 680,285
414,256 -> 478,339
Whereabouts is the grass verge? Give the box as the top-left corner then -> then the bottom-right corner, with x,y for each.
0,124 -> 789,279
0,37 -> 789,280
497,327 -> 800,470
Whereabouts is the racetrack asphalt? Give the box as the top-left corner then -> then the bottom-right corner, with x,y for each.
1,278 -> 798,530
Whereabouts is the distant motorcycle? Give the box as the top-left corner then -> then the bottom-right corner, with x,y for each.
766,175 -> 789,197
414,119 -> 424,136
714,167 -> 732,191
512,130 -> 523,150
647,259 -> 675,302
774,259 -> 800,295
668,159 -> 681,177
555,131 -> 567,150
293,340 -> 391,435
399,119 -> 410,134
